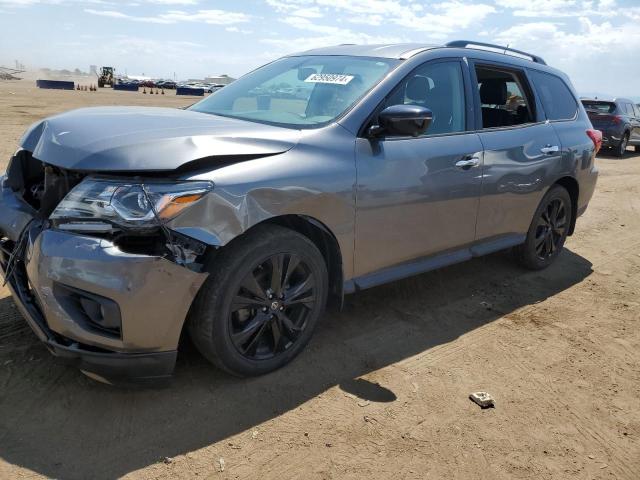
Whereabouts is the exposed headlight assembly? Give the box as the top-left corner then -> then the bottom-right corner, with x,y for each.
50,178 -> 213,231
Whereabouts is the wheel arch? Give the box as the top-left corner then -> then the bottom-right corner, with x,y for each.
553,176 -> 579,235
237,214 -> 345,310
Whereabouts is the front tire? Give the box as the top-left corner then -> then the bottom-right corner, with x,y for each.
514,185 -> 572,270
188,224 -> 328,377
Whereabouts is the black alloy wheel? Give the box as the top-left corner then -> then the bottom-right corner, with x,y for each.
188,224 -> 328,377
514,185 -> 572,270
229,253 -> 317,360
533,197 -> 568,260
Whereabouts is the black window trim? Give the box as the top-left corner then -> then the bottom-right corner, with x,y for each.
468,59 -> 543,132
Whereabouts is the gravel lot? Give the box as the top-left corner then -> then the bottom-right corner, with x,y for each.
0,79 -> 638,480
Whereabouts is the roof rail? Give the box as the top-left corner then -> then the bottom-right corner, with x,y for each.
445,40 -> 547,65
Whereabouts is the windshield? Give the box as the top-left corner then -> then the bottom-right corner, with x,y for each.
189,55 -> 398,128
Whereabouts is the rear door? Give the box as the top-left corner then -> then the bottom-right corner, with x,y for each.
470,62 -> 564,242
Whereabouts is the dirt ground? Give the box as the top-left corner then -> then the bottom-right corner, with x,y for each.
0,79 -> 638,480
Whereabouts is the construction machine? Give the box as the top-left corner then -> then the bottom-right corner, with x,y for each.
97,67 -> 115,88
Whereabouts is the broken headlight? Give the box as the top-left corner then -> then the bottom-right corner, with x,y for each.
50,178 -> 213,231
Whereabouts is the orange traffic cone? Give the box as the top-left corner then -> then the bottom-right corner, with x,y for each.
76,84 -> 80,91
161,88 -> 165,95
143,87 -> 147,94
155,89 -> 159,95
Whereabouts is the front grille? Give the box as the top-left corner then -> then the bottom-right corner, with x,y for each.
6,150 -> 83,217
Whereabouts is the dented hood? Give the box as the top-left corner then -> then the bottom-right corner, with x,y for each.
19,106 -> 300,172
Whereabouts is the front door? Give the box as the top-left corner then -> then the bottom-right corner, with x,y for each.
354,59 -> 483,277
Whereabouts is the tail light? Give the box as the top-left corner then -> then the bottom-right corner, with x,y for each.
611,115 -> 622,125
587,129 -> 602,154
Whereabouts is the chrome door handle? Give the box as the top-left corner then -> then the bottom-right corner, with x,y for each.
455,157 -> 480,169
540,145 -> 559,154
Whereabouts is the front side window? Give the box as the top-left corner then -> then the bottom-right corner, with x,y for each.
383,61 -> 466,136
475,66 -> 534,129
189,56 -> 398,128
529,70 -> 578,121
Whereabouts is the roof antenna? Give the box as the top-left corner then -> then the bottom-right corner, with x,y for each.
504,43 -> 510,54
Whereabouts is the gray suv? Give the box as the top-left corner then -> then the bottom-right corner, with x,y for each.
581,98 -> 640,157
0,41 -> 599,385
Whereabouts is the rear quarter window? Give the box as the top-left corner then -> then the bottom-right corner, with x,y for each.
529,70 -> 578,121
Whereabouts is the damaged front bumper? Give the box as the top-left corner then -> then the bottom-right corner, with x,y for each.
0,180 -> 208,385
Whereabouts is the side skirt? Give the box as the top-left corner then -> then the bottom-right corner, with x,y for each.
344,234 -> 525,294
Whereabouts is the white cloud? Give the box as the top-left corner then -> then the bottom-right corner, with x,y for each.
261,16 -> 404,55
226,26 -> 253,34
84,7 -> 250,24
84,8 -> 173,23
0,0 -> 108,5
495,0 -> 619,17
144,0 -> 197,4
267,0 -> 495,35
160,9 -> 250,24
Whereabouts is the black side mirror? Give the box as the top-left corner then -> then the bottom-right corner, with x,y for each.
369,104 -> 433,138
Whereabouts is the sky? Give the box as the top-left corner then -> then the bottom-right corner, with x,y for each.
0,0 -> 639,99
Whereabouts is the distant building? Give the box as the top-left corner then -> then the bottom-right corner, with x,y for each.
204,74 -> 235,85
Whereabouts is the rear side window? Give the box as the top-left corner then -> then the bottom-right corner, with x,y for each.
623,103 -> 635,115
474,66 -> 535,129
529,71 -> 578,121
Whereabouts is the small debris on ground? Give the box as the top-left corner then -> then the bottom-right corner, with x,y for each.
469,391 -> 495,408
217,457 -> 225,472
162,457 -> 173,465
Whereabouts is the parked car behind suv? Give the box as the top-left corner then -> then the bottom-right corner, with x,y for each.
581,98 -> 640,156
0,41 -> 599,385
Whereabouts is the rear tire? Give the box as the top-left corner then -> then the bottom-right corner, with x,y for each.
615,133 -> 629,157
188,224 -> 328,377
514,185 -> 572,270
